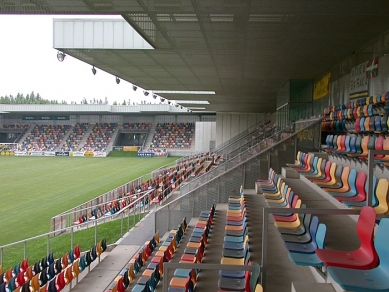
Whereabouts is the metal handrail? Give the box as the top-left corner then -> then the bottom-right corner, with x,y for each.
0,190 -> 151,265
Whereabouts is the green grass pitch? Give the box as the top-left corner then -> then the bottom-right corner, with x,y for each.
0,155 -> 178,246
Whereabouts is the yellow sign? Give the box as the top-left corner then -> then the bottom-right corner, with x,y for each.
313,73 -> 331,100
123,146 -> 139,152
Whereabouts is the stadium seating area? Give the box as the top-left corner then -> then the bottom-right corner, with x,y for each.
0,240 -> 106,292
21,125 -> 71,151
82,123 -> 118,152
122,123 -> 152,130
1,121 -> 199,153
322,92 -> 389,165
61,123 -> 90,151
256,157 -> 389,291
1,124 -> 30,129
150,123 -> 194,149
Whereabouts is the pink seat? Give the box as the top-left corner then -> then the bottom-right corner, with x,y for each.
315,206 -> 378,270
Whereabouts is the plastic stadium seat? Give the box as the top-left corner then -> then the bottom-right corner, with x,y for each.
316,206 -> 378,270
327,218 -> 389,291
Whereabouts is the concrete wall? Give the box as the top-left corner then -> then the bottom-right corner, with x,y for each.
195,122 -> 216,152
216,113 -> 265,147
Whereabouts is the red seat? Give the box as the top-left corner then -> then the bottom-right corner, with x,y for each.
315,206 -> 378,270
334,171 -> 367,203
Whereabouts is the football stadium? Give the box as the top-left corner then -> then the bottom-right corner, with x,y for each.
2,2 -> 389,292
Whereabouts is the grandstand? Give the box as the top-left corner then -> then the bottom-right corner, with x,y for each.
2,1 -> 389,291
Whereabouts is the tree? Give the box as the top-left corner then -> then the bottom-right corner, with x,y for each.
113,101 -> 117,105
122,99 -> 126,105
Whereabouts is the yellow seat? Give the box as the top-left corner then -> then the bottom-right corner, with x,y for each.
273,199 -> 303,229
221,257 -> 245,265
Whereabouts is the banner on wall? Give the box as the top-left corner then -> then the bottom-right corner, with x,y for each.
349,61 -> 369,99
123,146 -> 138,152
313,73 -> 331,100
365,56 -> 379,78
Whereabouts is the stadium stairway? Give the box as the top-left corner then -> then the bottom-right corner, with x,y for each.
143,123 -> 157,150
77,126 -> 93,151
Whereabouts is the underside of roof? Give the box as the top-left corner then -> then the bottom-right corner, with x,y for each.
2,1 -> 389,113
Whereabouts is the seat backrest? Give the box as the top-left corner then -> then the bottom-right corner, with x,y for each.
316,223 -> 327,249
375,179 -> 389,214
73,245 -> 80,259
56,271 -> 66,290
249,263 -> 261,292
346,169 -> 358,195
374,218 -> 389,269
326,135 -> 333,148
322,161 -> 332,178
354,135 -> 362,153
64,265 -> 73,284
381,115 -> 388,132
355,171 -> 367,200
357,207 -> 378,264
333,164 -> 343,184
375,135 -> 385,152
327,163 -> 337,181
348,135 -> 357,153
367,135 -> 376,151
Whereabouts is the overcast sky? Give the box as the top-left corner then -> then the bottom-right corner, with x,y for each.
0,15 -> 152,105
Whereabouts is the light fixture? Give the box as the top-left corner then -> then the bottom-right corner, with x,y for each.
132,85 -> 138,91
91,66 -> 97,75
168,101 -> 171,105
152,94 -> 157,99
143,90 -> 149,96
57,51 -> 66,62
116,77 -> 120,84
160,98 -> 165,102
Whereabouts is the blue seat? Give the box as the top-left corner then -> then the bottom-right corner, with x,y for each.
288,223 -> 326,266
284,216 -> 321,253
327,218 -> 389,292
224,235 -> 245,243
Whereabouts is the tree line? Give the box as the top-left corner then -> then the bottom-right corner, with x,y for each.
0,92 -> 66,104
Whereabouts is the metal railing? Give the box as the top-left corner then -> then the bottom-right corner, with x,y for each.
0,191 -> 151,267
215,120 -> 269,152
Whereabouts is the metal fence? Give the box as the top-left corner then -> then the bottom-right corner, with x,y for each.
50,176 -> 148,232
0,193 -> 150,268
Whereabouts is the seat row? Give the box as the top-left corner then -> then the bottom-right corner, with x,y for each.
323,92 -> 389,121
106,217 -> 187,292
259,168 -> 389,291
0,239 -> 106,292
289,152 -> 389,214
218,191 -> 262,292
168,204 -> 216,291
324,134 -> 389,165
257,169 -> 328,268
